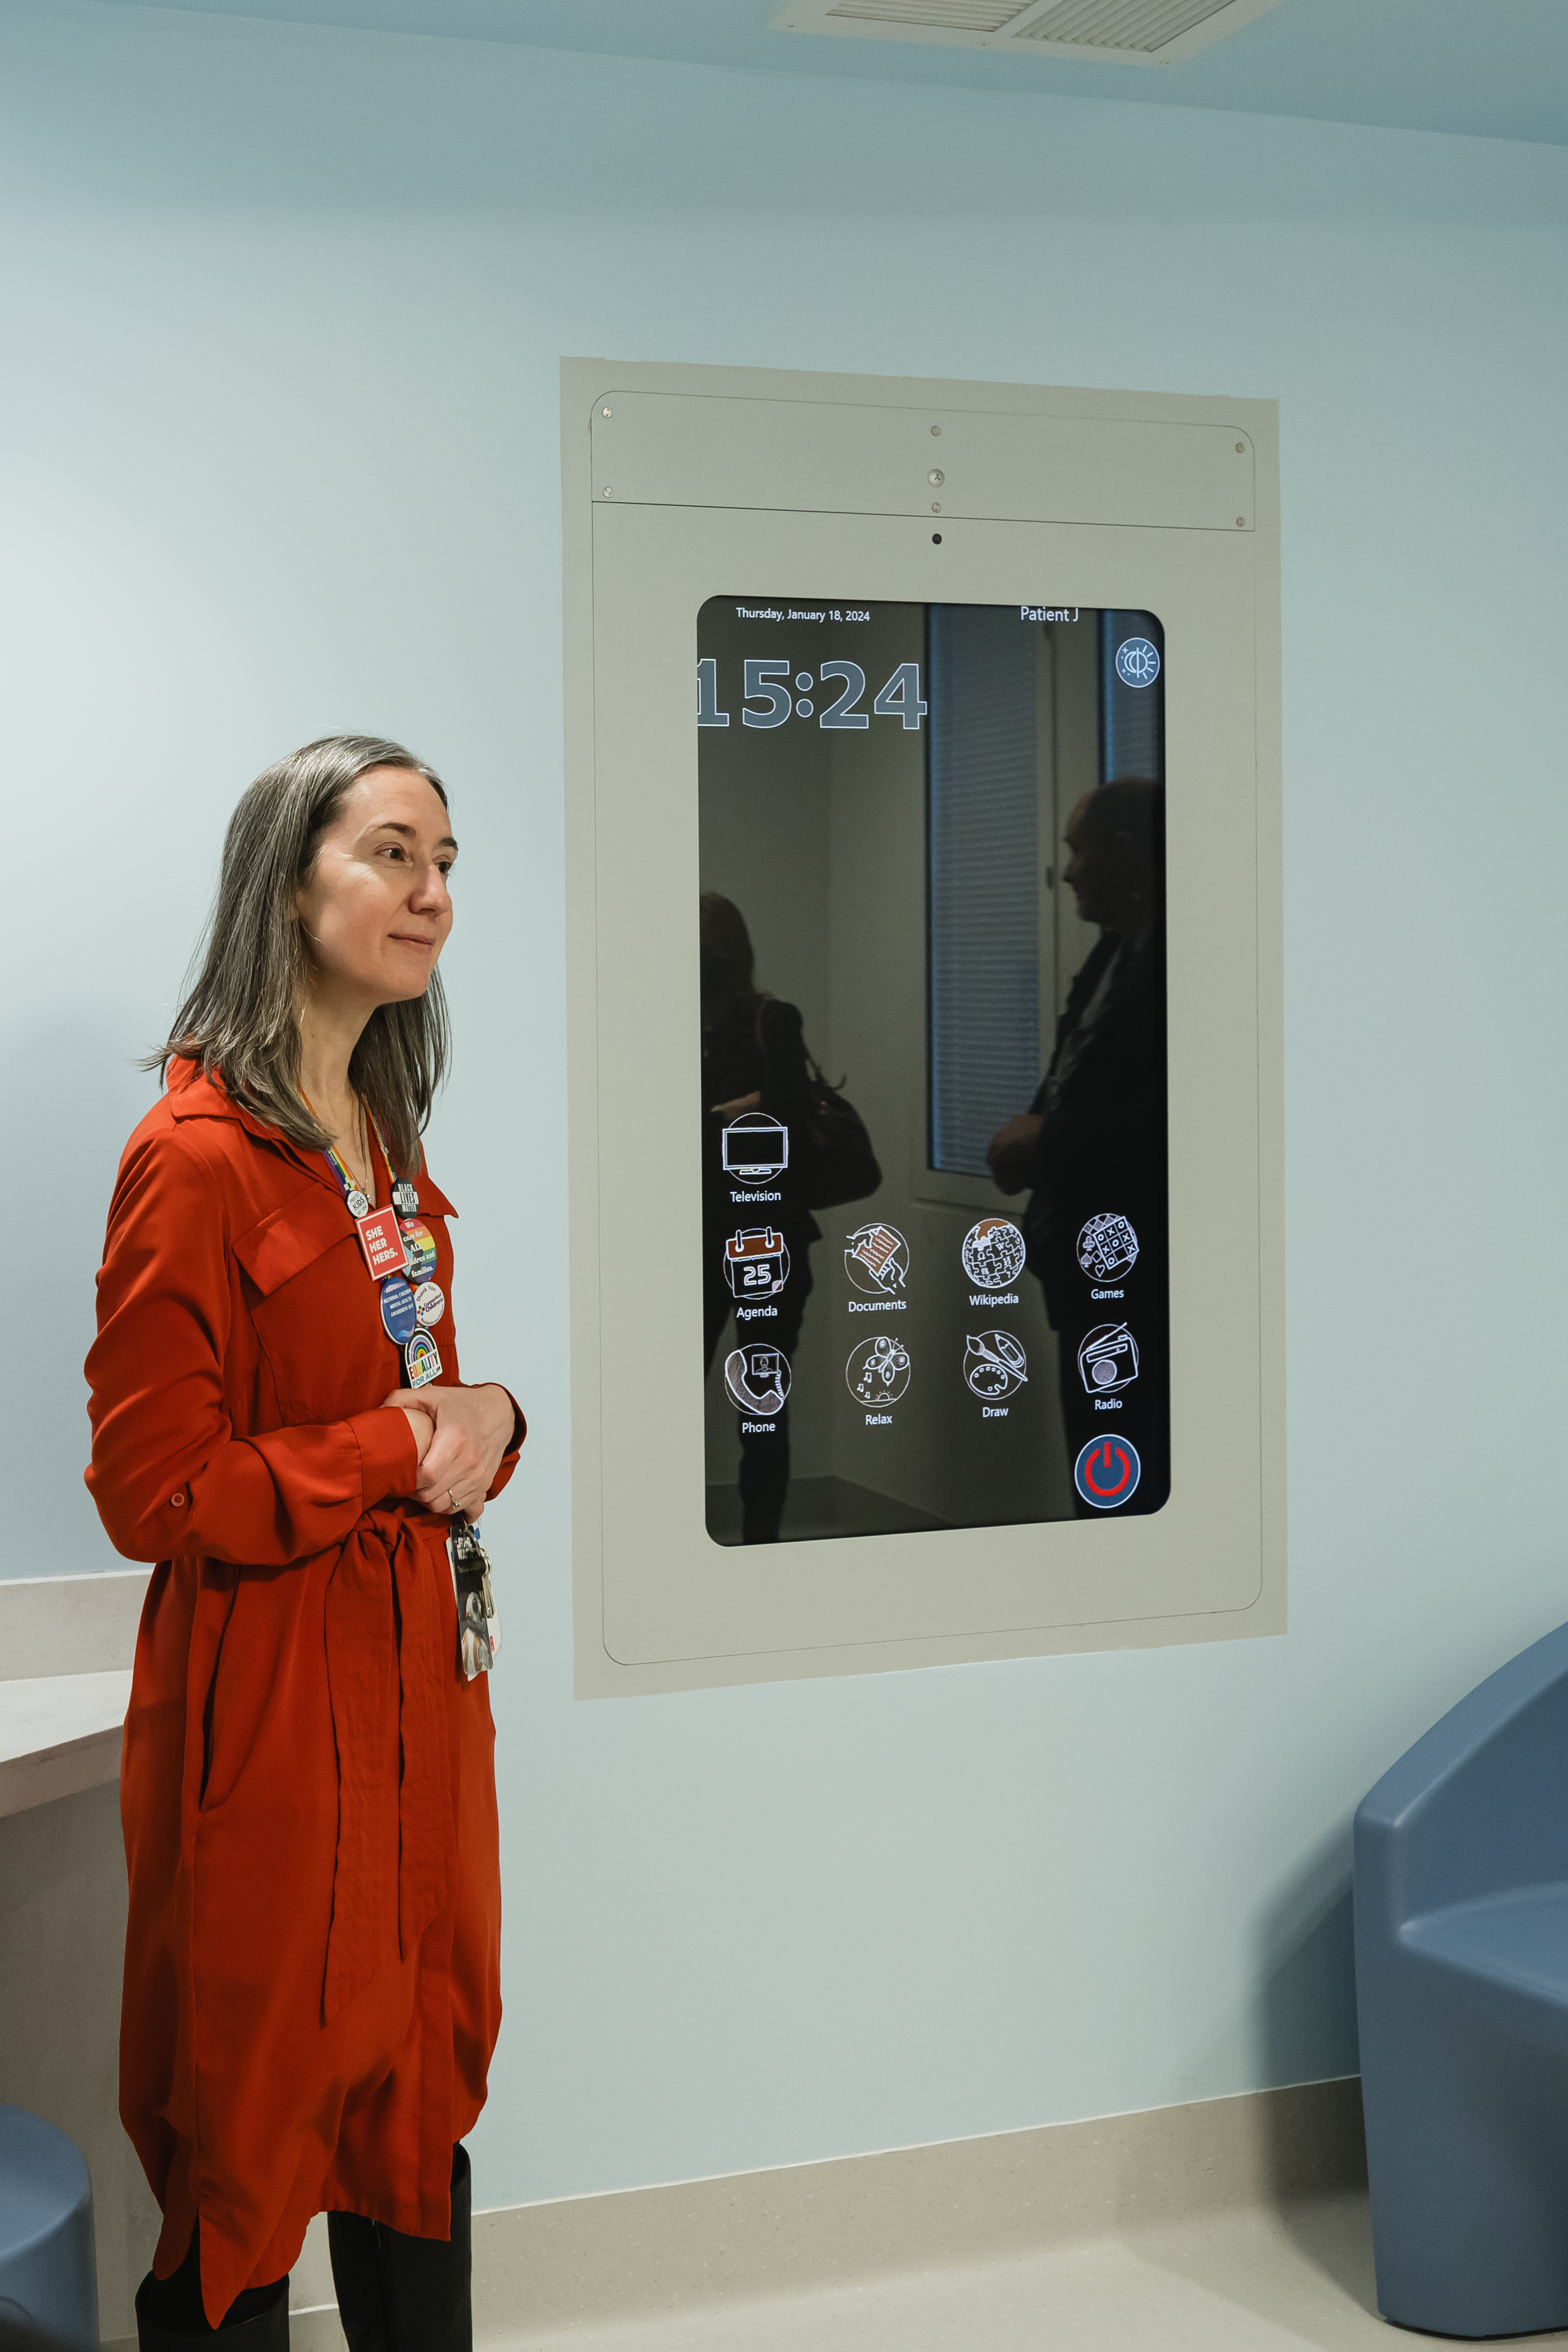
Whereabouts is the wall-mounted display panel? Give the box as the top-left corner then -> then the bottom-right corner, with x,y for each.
564,360 -> 1283,1695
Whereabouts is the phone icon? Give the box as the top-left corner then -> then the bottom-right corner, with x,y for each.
723,1345 -> 792,1416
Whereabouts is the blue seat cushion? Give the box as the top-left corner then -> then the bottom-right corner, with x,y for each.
1404,1882 -> 1568,2046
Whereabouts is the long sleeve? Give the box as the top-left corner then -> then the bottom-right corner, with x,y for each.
86,1127 -> 418,1566
484,1392 -> 528,1501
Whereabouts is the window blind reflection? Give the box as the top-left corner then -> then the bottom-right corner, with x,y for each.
927,605 -> 1042,1177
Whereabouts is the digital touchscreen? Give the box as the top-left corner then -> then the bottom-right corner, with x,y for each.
699,598 -> 1168,1546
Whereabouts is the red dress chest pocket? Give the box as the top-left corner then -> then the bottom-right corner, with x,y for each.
234,1182 -> 402,1425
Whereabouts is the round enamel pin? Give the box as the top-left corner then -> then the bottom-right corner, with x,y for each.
380,1277 -> 418,1345
398,1219 -> 437,1284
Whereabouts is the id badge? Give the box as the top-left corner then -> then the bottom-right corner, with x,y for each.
448,1515 -> 500,1681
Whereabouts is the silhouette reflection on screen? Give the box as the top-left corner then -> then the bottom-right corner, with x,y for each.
987,780 -> 1169,1513
701,894 -> 819,1543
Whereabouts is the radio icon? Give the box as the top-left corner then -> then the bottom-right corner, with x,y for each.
1077,1322 -> 1139,1394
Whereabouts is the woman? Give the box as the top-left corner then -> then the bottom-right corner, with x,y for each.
86,737 -> 524,2348
700,893 -> 819,1544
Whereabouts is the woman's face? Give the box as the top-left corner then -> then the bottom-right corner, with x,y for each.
296,766 -> 456,1012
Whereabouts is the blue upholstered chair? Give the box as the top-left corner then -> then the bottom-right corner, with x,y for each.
1355,1619 -> 1568,2339
0,2106 -> 97,2350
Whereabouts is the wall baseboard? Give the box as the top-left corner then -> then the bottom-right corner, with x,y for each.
96,2077 -> 1365,2347
470,2076 -> 1365,2337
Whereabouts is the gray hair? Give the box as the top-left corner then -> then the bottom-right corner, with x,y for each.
155,734 -> 451,1172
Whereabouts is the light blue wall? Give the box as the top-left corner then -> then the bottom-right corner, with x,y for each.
4,0 -> 1568,2205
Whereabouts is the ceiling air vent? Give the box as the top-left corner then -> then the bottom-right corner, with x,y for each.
773,0 -> 1287,64
820,0 -> 1037,27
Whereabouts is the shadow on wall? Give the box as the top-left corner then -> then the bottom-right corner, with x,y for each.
1132,1838 -> 1374,2330
1254,1838 -> 1374,2322
1256,1832 -> 1360,2108
0,1014 -> 161,1580
1173,1824 -> 1360,2116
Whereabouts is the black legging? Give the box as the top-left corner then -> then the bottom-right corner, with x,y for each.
135,2145 -> 471,2349
328,2144 -> 472,2352
135,2236 -> 287,2340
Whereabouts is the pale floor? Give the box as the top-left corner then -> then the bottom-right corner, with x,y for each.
287,2192 -> 1568,2352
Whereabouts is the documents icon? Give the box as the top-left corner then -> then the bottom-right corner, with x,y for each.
844,1221 -> 909,1296
724,1227 -> 790,1298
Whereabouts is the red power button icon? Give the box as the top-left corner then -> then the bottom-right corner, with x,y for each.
1074,1435 -> 1142,1510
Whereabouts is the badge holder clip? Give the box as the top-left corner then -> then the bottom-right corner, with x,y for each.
449,1514 -> 500,1681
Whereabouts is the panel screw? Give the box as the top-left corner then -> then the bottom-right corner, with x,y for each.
931,501 -> 941,513
931,424 -> 941,436
928,469 -> 944,485
603,405 -> 613,418
1236,515 -> 1245,527
603,486 -> 613,498
1235,440 -> 1244,452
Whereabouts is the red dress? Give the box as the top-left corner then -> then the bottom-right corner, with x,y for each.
85,1061 -> 521,2327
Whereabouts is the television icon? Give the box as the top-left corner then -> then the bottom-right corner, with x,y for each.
722,1112 -> 788,1185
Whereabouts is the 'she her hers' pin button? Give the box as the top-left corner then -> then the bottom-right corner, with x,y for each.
356,1205 -> 408,1280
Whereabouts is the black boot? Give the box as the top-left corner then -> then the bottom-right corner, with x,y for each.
134,2227 -> 288,2345
327,2145 -> 472,2352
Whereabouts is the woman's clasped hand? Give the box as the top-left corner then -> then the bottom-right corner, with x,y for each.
386,1382 -> 516,1520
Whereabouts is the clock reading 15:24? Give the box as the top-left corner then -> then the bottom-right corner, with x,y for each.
698,657 -> 927,732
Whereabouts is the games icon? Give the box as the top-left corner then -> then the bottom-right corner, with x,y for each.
846,1334 -> 911,1406
725,1227 -> 790,1298
723,1345 -> 791,1417
1077,1322 -> 1139,1394
961,1218 -> 1026,1290
1076,1212 -> 1140,1283
721,1113 -> 789,1186
962,1331 -> 1028,1400
844,1221 -> 910,1296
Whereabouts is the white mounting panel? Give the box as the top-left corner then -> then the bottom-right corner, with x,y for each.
563,358 -> 1284,1698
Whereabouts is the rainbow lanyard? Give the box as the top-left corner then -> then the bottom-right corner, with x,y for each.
306,1094 -> 496,1679
320,1104 -> 395,1219
305,1094 -> 446,1390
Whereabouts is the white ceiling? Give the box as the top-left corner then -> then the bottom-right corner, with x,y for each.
77,0 -> 1568,146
